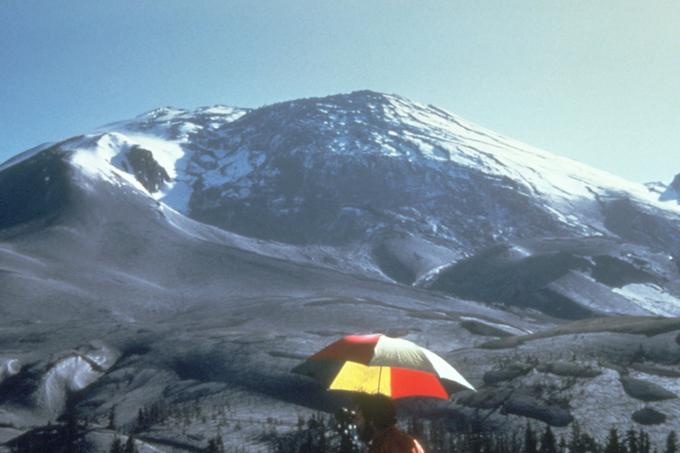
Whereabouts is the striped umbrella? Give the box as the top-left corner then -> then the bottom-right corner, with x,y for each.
293,334 -> 475,400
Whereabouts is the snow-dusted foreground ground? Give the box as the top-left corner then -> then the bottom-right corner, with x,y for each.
1,311 -> 679,451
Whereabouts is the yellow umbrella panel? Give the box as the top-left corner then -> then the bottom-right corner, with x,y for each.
328,361 -> 449,400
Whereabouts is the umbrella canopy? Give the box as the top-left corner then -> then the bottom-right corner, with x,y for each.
293,334 -> 475,400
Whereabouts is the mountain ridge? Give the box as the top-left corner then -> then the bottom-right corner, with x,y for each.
5,90 -> 677,251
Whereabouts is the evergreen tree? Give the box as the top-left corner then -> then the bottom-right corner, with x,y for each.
582,432 -> 601,453
316,416 -> 327,453
540,425 -> 558,453
124,435 -> 138,453
134,408 -> 146,433
107,405 -> 117,430
566,421 -> 601,453
109,436 -> 124,453
61,394 -> 88,453
604,427 -> 622,453
638,429 -> 649,453
558,436 -> 568,453
214,434 -> 225,453
569,422 -> 585,453
525,423 -> 538,453
407,416 -> 424,440
205,437 -> 225,453
627,428 -> 639,453
510,431 -> 521,453
430,419 -> 447,451
667,431 -> 678,453
496,433 -> 509,453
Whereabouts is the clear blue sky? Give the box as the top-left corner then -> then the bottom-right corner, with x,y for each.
1,1 -> 678,183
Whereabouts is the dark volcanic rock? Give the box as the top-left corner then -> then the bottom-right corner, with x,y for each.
537,361 -> 601,378
427,246 -> 594,319
123,145 -> 170,192
372,240 -> 417,284
457,387 -> 513,410
601,197 -> 680,256
632,407 -> 667,425
483,365 -> 532,385
502,393 -> 573,427
0,147 -> 71,233
590,255 -> 658,288
620,376 -> 677,401
459,386 -> 573,427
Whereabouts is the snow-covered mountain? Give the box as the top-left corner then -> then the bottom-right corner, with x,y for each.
2,91 -> 680,316
60,94 -> 680,251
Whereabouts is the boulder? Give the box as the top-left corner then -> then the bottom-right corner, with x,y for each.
632,407 -> 667,425
483,365 -> 532,385
457,387 -> 512,410
620,376 -> 677,401
503,393 -> 573,427
537,361 -> 600,378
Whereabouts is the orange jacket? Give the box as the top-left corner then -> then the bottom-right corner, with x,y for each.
368,427 -> 425,453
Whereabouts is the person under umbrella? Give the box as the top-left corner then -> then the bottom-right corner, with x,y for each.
353,393 -> 425,453
294,333 -> 476,452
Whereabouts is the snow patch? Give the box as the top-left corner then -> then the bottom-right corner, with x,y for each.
177,121 -> 202,139
204,149 -> 261,187
613,283 -> 680,316
0,358 -> 21,384
414,263 -> 451,287
40,344 -> 119,416
138,107 -> 185,122
69,135 -> 148,193
160,180 -> 193,214
197,105 -> 244,118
